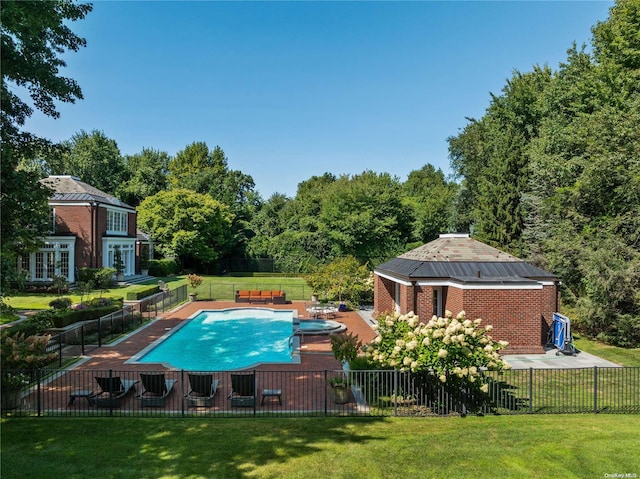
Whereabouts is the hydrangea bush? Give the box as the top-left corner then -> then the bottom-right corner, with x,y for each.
365,310 -> 510,403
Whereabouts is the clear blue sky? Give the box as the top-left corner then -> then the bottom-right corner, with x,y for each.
25,1 -> 614,199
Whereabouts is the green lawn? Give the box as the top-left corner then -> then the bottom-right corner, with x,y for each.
1,415 -> 638,478
2,275 -> 311,312
574,334 -> 640,367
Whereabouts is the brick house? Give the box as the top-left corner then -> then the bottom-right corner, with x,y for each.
18,175 -> 144,284
374,233 -> 559,354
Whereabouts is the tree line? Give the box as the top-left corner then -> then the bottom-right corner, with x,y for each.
2,0 -> 638,346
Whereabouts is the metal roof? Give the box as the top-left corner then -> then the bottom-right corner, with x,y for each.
377,234 -> 558,283
41,176 -> 134,210
376,258 -> 556,281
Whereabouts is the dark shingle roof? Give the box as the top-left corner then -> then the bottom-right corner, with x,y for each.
377,234 -> 557,282
41,176 -> 134,210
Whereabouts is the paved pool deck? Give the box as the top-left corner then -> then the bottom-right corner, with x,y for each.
502,348 -> 621,369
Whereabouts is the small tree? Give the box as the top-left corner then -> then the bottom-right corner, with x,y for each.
306,256 -> 372,305
76,280 -> 94,304
113,245 -> 124,275
94,268 -> 116,297
52,274 -> 69,297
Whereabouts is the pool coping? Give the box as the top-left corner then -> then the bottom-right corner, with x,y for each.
125,307 -> 302,370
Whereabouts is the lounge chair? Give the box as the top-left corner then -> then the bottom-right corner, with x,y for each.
185,372 -> 219,407
93,376 -> 139,408
228,372 -> 256,407
138,373 -> 177,407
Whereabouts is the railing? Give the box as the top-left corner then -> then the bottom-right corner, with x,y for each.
189,283 -> 311,302
2,367 -> 639,417
44,287 -> 189,365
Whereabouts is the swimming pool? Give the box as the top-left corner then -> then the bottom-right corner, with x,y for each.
129,308 -> 300,370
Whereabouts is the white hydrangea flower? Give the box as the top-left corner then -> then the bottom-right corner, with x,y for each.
474,318 -> 483,325
403,357 -> 411,366
485,325 -> 493,331
437,348 -> 448,358
439,375 -> 447,383
480,383 -> 489,394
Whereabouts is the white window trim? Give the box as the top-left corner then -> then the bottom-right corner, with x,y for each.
102,238 -> 136,276
106,209 -> 129,236
26,236 -> 76,283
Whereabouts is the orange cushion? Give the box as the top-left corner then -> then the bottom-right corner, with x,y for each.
260,291 -> 272,297
272,290 -> 282,296
238,290 -> 250,297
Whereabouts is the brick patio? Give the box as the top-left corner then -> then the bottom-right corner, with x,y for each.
23,301 -> 379,415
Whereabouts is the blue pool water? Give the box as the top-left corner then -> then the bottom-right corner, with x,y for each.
132,309 -> 296,370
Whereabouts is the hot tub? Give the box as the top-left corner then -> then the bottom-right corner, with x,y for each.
295,319 -> 346,335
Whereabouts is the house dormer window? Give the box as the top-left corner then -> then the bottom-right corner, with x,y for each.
107,209 -> 128,234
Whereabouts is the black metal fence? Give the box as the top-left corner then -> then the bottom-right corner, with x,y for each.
45,285 -> 189,364
3,367 -> 638,417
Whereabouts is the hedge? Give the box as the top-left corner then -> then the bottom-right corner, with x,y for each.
148,258 -> 179,277
51,304 -> 122,328
126,285 -> 161,300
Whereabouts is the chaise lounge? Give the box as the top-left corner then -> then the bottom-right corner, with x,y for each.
138,373 -> 177,407
228,372 -> 256,407
184,372 -> 219,407
93,376 -> 139,408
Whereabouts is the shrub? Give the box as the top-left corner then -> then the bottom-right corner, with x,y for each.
50,304 -> 121,328
77,268 -> 101,284
366,310 -> 510,383
49,297 -> 72,310
148,258 -> 179,277
330,331 -> 362,363
3,311 -> 56,337
187,273 -> 203,290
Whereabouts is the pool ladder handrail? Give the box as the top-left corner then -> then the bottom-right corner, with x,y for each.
289,328 -> 301,348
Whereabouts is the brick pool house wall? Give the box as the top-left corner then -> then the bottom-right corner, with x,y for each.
375,278 -> 558,354
451,286 -> 555,354
374,275 -> 395,314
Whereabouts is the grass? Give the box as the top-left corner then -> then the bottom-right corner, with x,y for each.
1,415 -> 638,478
2,275 -> 311,311
574,334 -> 640,367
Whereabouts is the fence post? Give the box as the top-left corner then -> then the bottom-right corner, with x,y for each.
393,369 -> 398,417
181,369 -> 185,417
98,317 -> 102,347
324,370 -> 328,416
81,325 -> 85,356
58,334 -> 63,368
593,366 -> 598,414
529,368 -> 533,414
36,368 -> 42,417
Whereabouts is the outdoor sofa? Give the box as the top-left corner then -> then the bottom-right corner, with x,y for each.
235,290 -> 286,304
